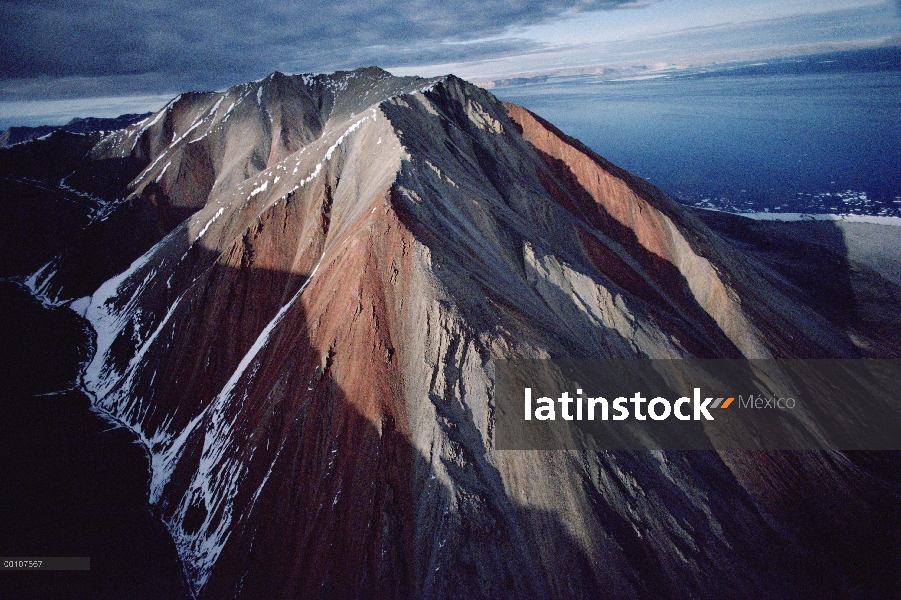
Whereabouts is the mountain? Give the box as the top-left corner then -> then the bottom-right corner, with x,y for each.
0,124 -> 58,148
4,67 -> 901,598
0,113 -> 152,148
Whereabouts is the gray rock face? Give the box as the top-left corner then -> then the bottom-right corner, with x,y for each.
10,68 -> 901,598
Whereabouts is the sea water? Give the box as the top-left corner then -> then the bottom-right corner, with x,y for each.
496,70 -> 901,216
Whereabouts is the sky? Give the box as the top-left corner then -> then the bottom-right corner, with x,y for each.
0,0 -> 899,127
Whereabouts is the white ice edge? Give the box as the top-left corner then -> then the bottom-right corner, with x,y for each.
694,207 -> 901,227
740,212 -> 901,226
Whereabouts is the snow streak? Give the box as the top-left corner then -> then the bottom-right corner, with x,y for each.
168,256 -> 323,592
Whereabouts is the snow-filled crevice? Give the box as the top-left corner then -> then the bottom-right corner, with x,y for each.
76,217 -> 324,594
161,256 -> 323,593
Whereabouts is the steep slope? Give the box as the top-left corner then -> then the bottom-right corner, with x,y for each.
15,69 -> 901,598
695,210 -> 901,356
14,68 -> 435,299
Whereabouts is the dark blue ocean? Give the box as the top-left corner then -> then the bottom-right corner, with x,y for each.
495,70 -> 901,216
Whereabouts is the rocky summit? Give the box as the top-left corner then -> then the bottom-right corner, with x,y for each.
4,67 -> 901,599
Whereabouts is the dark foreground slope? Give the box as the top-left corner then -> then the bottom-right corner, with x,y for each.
0,281 -> 189,599
2,68 -> 901,599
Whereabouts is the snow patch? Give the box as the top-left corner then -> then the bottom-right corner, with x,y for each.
170,255 -> 324,592
249,180 -> 268,198
214,258 -> 322,405
207,96 -> 224,117
155,161 -> 171,183
221,101 -> 237,123
196,207 -> 226,241
23,260 -> 64,308
130,94 -> 181,151
82,227 -> 180,400
137,104 -> 167,135
69,296 -> 91,317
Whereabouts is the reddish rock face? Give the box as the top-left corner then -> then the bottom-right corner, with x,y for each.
12,69 -> 901,598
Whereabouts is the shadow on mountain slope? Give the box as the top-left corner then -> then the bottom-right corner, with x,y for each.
696,209 -> 901,357
0,131 -> 152,278
0,281 -> 191,600
5,203 -> 901,599
66,232 -> 900,598
3,73 -> 901,598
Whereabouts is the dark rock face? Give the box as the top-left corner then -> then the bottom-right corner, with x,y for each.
4,68 -> 901,598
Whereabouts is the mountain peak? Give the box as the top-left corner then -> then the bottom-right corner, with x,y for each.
7,68 -> 901,599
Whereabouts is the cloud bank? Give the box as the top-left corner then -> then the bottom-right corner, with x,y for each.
0,0 -> 647,101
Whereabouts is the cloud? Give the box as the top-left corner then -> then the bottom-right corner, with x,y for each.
0,93 -> 174,130
0,0 -> 648,101
402,3 -> 901,80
